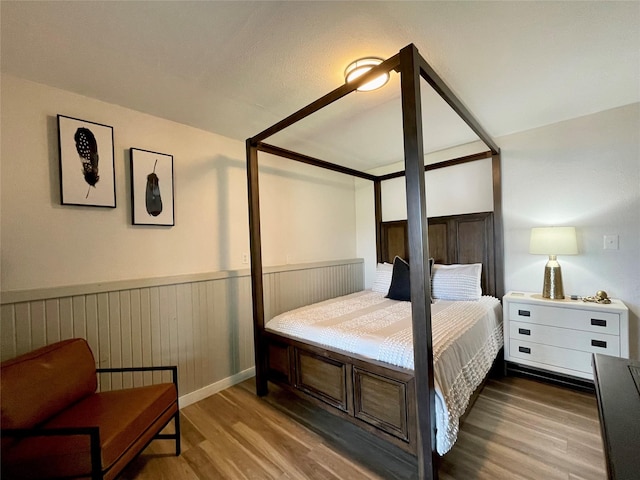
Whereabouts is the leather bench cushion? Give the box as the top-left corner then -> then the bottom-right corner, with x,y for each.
2,383 -> 177,479
1,338 -> 97,430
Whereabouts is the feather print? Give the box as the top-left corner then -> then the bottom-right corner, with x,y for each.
145,159 -> 163,217
74,127 -> 99,197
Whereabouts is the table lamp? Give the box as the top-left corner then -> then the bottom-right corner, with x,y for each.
529,226 -> 578,299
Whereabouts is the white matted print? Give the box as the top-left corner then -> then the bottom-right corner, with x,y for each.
58,115 -> 116,207
130,148 -> 175,226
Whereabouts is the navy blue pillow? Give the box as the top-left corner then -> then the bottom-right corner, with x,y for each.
386,257 -> 411,301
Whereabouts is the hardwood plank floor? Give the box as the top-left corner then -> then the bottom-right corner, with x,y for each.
121,376 -> 606,479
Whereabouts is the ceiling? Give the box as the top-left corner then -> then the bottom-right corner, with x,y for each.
2,1 -> 639,171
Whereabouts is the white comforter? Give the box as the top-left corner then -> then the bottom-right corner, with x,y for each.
265,290 -> 503,455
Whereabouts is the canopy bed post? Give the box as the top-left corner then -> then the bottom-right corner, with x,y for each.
246,139 -> 268,396
492,153 -> 505,298
374,179 -> 383,263
399,44 -> 437,480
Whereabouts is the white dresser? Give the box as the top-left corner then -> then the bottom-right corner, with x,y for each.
503,291 -> 629,382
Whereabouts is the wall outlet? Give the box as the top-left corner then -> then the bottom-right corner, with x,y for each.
242,253 -> 249,264
603,235 -> 619,250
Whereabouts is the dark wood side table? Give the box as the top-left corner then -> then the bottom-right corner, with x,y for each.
592,353 -> 640,480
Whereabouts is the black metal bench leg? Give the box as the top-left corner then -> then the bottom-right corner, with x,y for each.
174,411 -> 181,455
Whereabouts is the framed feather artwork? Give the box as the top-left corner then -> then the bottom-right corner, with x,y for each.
57,115 -> 116,207
130,148 -> 175,226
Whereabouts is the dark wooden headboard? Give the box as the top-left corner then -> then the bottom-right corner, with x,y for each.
380,212 -> 497,297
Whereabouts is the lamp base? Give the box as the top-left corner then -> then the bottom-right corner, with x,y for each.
542,255 -> 564,299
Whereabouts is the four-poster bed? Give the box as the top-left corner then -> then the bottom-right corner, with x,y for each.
246,44 -> 503,479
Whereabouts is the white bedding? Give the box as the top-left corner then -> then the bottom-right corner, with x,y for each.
265,290 -> 503,455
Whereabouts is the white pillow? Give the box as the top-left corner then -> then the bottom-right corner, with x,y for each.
371,262 -> 393,294
431,263 -> 482,301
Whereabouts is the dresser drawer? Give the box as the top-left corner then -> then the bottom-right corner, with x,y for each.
510,321 -> 620,356
508,302 -> 619,335
509,339 -> 592,375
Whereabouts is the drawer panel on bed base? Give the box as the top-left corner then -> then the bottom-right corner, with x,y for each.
294,349 -> 349,412
268,341 -> 292,384
353,367 -> 409,441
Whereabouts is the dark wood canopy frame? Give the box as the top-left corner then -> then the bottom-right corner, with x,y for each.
246,44 -> 502,480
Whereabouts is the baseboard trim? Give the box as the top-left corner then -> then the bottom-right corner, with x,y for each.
178,367 -> 256,408
505,361 -> 595,393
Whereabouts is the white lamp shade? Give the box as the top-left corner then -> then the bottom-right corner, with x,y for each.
529,227 -> 578,255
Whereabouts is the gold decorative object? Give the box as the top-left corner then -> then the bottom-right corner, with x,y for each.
583,290 -> 612,304
530,227 -> 578,300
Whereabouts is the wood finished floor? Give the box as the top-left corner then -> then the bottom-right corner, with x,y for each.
121,376 -> 606,480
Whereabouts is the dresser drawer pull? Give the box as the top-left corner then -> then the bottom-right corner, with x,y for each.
518,328 -> 531,336
591,339 -> 607,348
518,309 -> 531,317
591,318 -> 607,327
518,346 -> 531,354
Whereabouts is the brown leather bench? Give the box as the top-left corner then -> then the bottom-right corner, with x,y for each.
1,338 -> 180,479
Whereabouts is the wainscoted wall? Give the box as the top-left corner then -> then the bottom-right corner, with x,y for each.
0,259 -> 364,406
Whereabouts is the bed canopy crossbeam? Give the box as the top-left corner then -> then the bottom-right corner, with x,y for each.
250,50 -> 499,154
251,54 -> 400,143
417,56 -> 499,155
377,150 -> 493,181
247,43 -> 501,480
255,142 -> 378,181
257,141 -> 493,183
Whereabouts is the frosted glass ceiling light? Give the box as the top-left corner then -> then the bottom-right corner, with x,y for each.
530,226 -> 578,299
344,57 -> 390,92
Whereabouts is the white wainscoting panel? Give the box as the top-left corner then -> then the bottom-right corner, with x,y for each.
1,259 -> 364,401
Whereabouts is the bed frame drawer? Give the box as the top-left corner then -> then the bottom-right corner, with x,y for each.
354,368 -> 409,441
294,349 -> 349,412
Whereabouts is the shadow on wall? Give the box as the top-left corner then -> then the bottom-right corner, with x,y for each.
47,115 -> 61,206
207,153 -> 357,268
208,152 -> 360,371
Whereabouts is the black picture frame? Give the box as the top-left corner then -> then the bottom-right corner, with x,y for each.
130,148 -> 175,226
58,115 -> 116,207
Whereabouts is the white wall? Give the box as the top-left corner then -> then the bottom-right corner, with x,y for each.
502,103 -> 639,359
258,153 -> 356,266
355,179 -> 377,287
356,104 -> 639,359
380,158 -> 494,221
0,75 -> 357,292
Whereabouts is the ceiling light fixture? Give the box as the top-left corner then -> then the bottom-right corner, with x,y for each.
344,57 -> 390,92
